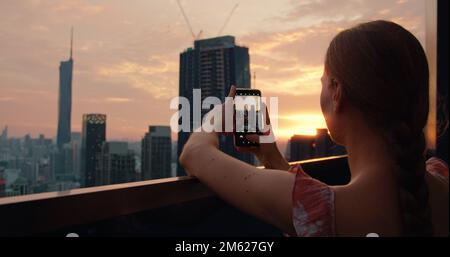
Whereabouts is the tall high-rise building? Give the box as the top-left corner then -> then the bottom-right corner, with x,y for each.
81,114 -> 106,187
177,36 -> 253,176
96,141 -> 136,186
56,28 -> 74,149
141,126 -> 172,180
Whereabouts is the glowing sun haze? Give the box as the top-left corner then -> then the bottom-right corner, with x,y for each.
0,0 -> 426,141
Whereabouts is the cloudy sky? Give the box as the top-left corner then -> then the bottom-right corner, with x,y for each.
0,0 -> 426,142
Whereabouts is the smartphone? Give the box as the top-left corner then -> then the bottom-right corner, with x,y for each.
234,88 -> 264,147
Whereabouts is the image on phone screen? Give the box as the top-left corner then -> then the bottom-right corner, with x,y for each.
234,89 -> 264,147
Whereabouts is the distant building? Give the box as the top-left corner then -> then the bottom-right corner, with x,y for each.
70,132 -> 82,178
81,114 -> 106,187
96,141 -> 136,186
289,135 -> 316,162
177,36 -> 253,176
15,134 -> 53,185
1,133 -> 57,197
0,126 -> 7,139
2,169 -> 28,197
171,141 -> 178,177
0,167 -> 5,197
48,180 -> 80,192
56,29 -> 74,149
0,126 -> 7,149
7,178 -> 29,197
0,180 -> 5,197
36,157 -> 52,184
289,128 -> 346,162
141,126 -> 172,180
315,128 -> 334,158
53,139 -> 78,183
62,143 -> 75,177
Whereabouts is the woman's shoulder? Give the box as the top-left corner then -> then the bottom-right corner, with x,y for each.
426,157 -> 449,183
425,158 -> 449,236
288,164 -> 396,236
289,164 -> 336,237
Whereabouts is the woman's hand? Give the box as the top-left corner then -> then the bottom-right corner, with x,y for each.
179,86 -> 236,176
180,85 -> 290,173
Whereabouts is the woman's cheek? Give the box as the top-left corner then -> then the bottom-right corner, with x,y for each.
320,87 -> 331,119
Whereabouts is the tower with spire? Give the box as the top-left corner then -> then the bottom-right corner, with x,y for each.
56,27 -> 74,149
0,126 -> 7,145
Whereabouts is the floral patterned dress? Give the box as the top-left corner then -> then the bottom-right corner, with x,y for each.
288,157 -> 449,237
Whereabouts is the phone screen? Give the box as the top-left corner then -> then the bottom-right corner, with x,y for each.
234,89 -> 263,147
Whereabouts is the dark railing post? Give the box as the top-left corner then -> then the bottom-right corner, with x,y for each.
437,0 -> 449,163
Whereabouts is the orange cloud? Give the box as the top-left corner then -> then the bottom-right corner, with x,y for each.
97,59 -> 178,99
104,97 -> 132,103
257,65 -> 324,96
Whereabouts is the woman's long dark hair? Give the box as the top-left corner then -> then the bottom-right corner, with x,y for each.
325,20 -> 433,236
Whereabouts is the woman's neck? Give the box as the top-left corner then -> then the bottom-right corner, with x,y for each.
344,122 -> 395,183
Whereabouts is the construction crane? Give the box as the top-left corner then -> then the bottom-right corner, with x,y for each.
196,30 -> 203,40
217,3 -> 239,36
176,0 -> 202,40
176,1 -> 239,40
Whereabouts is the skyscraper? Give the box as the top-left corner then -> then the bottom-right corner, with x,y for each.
56,28 -> 74,149
96,141 -> 136,186
177,36 -> 253,176
81,114 -> 106,187
141,126 -> 172,180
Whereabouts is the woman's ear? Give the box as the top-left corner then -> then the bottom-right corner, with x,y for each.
331,79 -> 343,113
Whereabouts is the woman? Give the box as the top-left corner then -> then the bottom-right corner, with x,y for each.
179,20 -> 449,236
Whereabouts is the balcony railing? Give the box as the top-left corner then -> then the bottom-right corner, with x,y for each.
0,156 -> 349,237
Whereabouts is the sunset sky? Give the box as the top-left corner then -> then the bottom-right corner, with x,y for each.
0,0 -> 426,143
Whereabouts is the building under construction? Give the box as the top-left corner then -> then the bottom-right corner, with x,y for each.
176,35 -> 254,176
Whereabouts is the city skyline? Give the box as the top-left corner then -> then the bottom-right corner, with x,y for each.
0,0 -> 426,142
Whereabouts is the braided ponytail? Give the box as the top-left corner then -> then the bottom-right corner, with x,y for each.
384,122 -> 433,236
325,20 -> 433,236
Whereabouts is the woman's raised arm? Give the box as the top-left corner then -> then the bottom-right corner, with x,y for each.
179,131 -> 296,235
